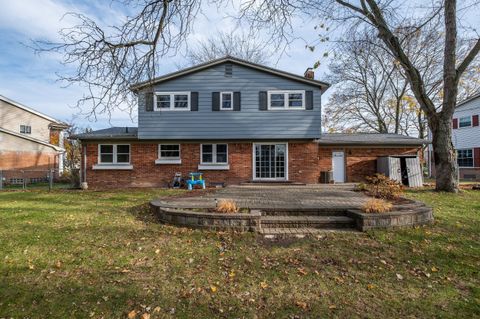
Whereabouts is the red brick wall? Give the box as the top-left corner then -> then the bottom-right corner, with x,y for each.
82,142 -> 321,188
319,147 -> 421,182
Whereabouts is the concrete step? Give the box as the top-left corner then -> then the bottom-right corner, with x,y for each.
262,208 -> 349,217
260,215 -> 356,229
259,227 -> 359,238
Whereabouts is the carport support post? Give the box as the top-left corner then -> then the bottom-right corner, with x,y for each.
0,170 -> 3,190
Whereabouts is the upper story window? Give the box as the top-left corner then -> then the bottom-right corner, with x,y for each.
155,92 -> 190,111
20,125 -> 31,134
98,144 -> 130,164
457,149 -> 473,167
220,92 -> 233,110
201,144 -> 228,164
459,116 -> 472,128
267,91 -> 305,110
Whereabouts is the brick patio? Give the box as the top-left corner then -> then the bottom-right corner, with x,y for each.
153,184 -> 369,211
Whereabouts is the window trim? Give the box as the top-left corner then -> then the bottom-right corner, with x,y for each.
156,144 -> 181,164
458,115 -> 472,128
267,90 -> 305,110
220,91 -> 234,110
457,148 -> 474,168
199,144 -> 230,170
20,125 -> 31,134
154,92 -> 191,111
97,144 -> 131,165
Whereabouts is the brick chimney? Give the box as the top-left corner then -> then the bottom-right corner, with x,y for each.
304,68 -> 314,79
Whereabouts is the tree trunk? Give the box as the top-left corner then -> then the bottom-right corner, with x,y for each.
430,115 -> 458,192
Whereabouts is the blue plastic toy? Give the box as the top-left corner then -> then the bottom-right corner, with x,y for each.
186,172 -> 206,190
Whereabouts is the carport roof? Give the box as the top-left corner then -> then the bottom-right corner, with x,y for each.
316,133 -> 430,146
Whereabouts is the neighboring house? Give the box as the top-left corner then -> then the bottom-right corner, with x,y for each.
74,56 -> 428,188
0,95 -> 68,182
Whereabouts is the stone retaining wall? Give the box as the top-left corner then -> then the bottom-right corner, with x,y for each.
150,203 -> 262,232
347,200 -> 434,231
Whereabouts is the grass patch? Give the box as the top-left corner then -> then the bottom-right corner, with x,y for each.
0,188 -> 479,318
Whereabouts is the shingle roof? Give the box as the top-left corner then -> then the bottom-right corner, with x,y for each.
130,55 -> 330,92
316,133 -> 430,146
72,127 -> 138,140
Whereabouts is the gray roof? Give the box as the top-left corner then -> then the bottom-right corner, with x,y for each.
316,133 -> 430,146
456,91 -> 480,109
73,127 -> 138,140
130,55 -> 330,92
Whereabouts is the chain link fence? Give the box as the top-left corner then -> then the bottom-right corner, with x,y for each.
0,169 -> 79,191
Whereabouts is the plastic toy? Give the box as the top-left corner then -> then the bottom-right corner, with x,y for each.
186,172 -> 206,190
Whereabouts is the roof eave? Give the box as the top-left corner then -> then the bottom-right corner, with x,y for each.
130,57 -> 331,93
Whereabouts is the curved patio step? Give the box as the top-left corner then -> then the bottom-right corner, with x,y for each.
260,215 -> 356,229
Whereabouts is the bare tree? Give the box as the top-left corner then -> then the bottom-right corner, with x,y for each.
34,0 -> 203,119
239,0 -> 480,192
186,31 -> 272,65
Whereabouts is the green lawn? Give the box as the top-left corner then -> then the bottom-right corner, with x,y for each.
0,188 -> 479,318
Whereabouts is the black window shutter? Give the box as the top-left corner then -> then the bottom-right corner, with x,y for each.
212,92 -> 220,111
233,92 -> 241,111
259,91 -> 267,111
191,92 -> 198,111
145,92 -> 154,112
305,91 -> 314,110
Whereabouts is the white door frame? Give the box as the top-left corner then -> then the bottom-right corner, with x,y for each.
332,150 -> 345,183
252,143 -> 289,181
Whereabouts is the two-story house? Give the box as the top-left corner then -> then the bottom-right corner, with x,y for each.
75,56 -> 428,188
451,93 -> 480,180
0,95 -> 68,182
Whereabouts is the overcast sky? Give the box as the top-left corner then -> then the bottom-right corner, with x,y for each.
0,0 -> 330,129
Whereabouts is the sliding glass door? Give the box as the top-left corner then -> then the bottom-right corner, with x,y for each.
254,144 -> 287,180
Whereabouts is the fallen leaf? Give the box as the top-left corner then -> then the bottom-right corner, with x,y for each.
55,260 -> 62,268
295,301 -> 308,309
245,257 -> 252,263
396,273 -> 404,280
155,249 -> 160,254
210,285 -> 217,293
431,266 -> 438,272
153,307 -> 161,313
298,268 -> 308,276
127,310 -> 137,319
141,313 -> 150,319
367,284 -> 375,290
329,305 -> 337,309
260,281 -> 268,289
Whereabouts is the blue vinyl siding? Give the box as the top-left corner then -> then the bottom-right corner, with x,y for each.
138,63 -> 322,139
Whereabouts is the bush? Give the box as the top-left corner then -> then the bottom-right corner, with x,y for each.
362,199 -> 393,214
364,174 -> 403,200
216,199 -> 239,214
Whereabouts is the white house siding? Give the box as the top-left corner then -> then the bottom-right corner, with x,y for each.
452,95 -> 480,180
452,97 -> 480,149
0,99 -> 53,142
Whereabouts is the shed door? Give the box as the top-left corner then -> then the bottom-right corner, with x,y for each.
406,157 -> 423,187
332,151 -> 345,183
389,157 -> 402,183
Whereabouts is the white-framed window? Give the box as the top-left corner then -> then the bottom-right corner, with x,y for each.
267,90 -> 305,110
98,144 -> 131,164
220,92 -> 233,110
159,144 -> 180,159
457,149 -> 474,167
459,116 -> 472,128
154,92 -> 191,111
201,144 -> 228,164
20,125 -> 31,134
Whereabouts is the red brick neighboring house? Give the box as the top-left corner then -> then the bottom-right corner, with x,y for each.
0,95 -> 68,182
74,57 -> 428,188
